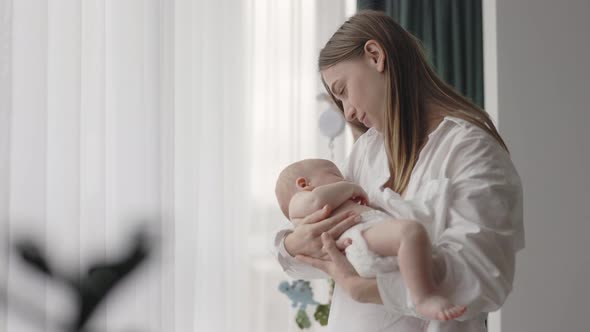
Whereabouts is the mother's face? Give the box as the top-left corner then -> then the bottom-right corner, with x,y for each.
320,41 -> 388,132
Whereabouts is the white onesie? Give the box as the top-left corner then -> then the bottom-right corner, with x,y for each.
341,209 -> 399,278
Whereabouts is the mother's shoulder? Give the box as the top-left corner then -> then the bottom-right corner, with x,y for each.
435,116 -> 514,171
428,116 -> 514,173
439,116 -> 501,145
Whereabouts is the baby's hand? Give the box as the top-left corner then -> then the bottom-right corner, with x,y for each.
335,237 -> 353,252
350,195 -> 368,206
350,183 -> 368,206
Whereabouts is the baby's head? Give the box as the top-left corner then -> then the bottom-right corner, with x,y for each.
275,159 -> 344,218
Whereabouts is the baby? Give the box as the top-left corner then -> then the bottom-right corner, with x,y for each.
275,158 -> 467,321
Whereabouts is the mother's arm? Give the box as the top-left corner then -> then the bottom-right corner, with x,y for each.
368,138 -> 523,321
296,233 -> 383,303
273,206 -> 359,279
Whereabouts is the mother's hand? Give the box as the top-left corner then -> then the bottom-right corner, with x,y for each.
284,205 -> 359,259
297,233 -> 383,304
296,232 -> 359,284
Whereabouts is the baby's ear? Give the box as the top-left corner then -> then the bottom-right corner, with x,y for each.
295,177 -> 308,191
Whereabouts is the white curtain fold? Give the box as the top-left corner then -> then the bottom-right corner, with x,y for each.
0,0 -> 11,329
0,0 -> 351,331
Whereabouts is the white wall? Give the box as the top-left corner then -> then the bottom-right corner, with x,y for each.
493,0 -> 590,331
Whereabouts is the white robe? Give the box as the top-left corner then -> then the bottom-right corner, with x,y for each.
273,116 -> 525,332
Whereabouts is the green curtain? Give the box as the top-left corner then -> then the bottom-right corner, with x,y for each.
357,0 -> 484,107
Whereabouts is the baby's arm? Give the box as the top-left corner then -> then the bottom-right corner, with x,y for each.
289,181 -> 367,219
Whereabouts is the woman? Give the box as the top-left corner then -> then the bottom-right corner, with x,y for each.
273,10 -> 524,332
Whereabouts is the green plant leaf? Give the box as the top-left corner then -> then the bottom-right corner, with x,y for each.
296,309 -> 311,329
314,304 -> 330,326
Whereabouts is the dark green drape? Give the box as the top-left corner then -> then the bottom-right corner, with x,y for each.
358,0 -> 484,107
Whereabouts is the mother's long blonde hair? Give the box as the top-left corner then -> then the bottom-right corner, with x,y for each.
319,10 -> 508,194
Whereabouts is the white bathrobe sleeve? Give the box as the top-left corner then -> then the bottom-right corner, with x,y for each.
373,134 -> 524,321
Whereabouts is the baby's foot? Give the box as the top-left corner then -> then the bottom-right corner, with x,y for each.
415,295 -> 467,321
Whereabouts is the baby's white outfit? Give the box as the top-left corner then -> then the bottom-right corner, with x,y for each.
341,209 -> 399,278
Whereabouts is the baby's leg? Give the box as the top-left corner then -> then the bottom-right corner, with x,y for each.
362,219 -> 436,298
361,219 -> 466,321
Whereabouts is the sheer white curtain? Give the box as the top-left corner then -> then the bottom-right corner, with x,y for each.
1,0 -> 173,331
0,0 -> 352,331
